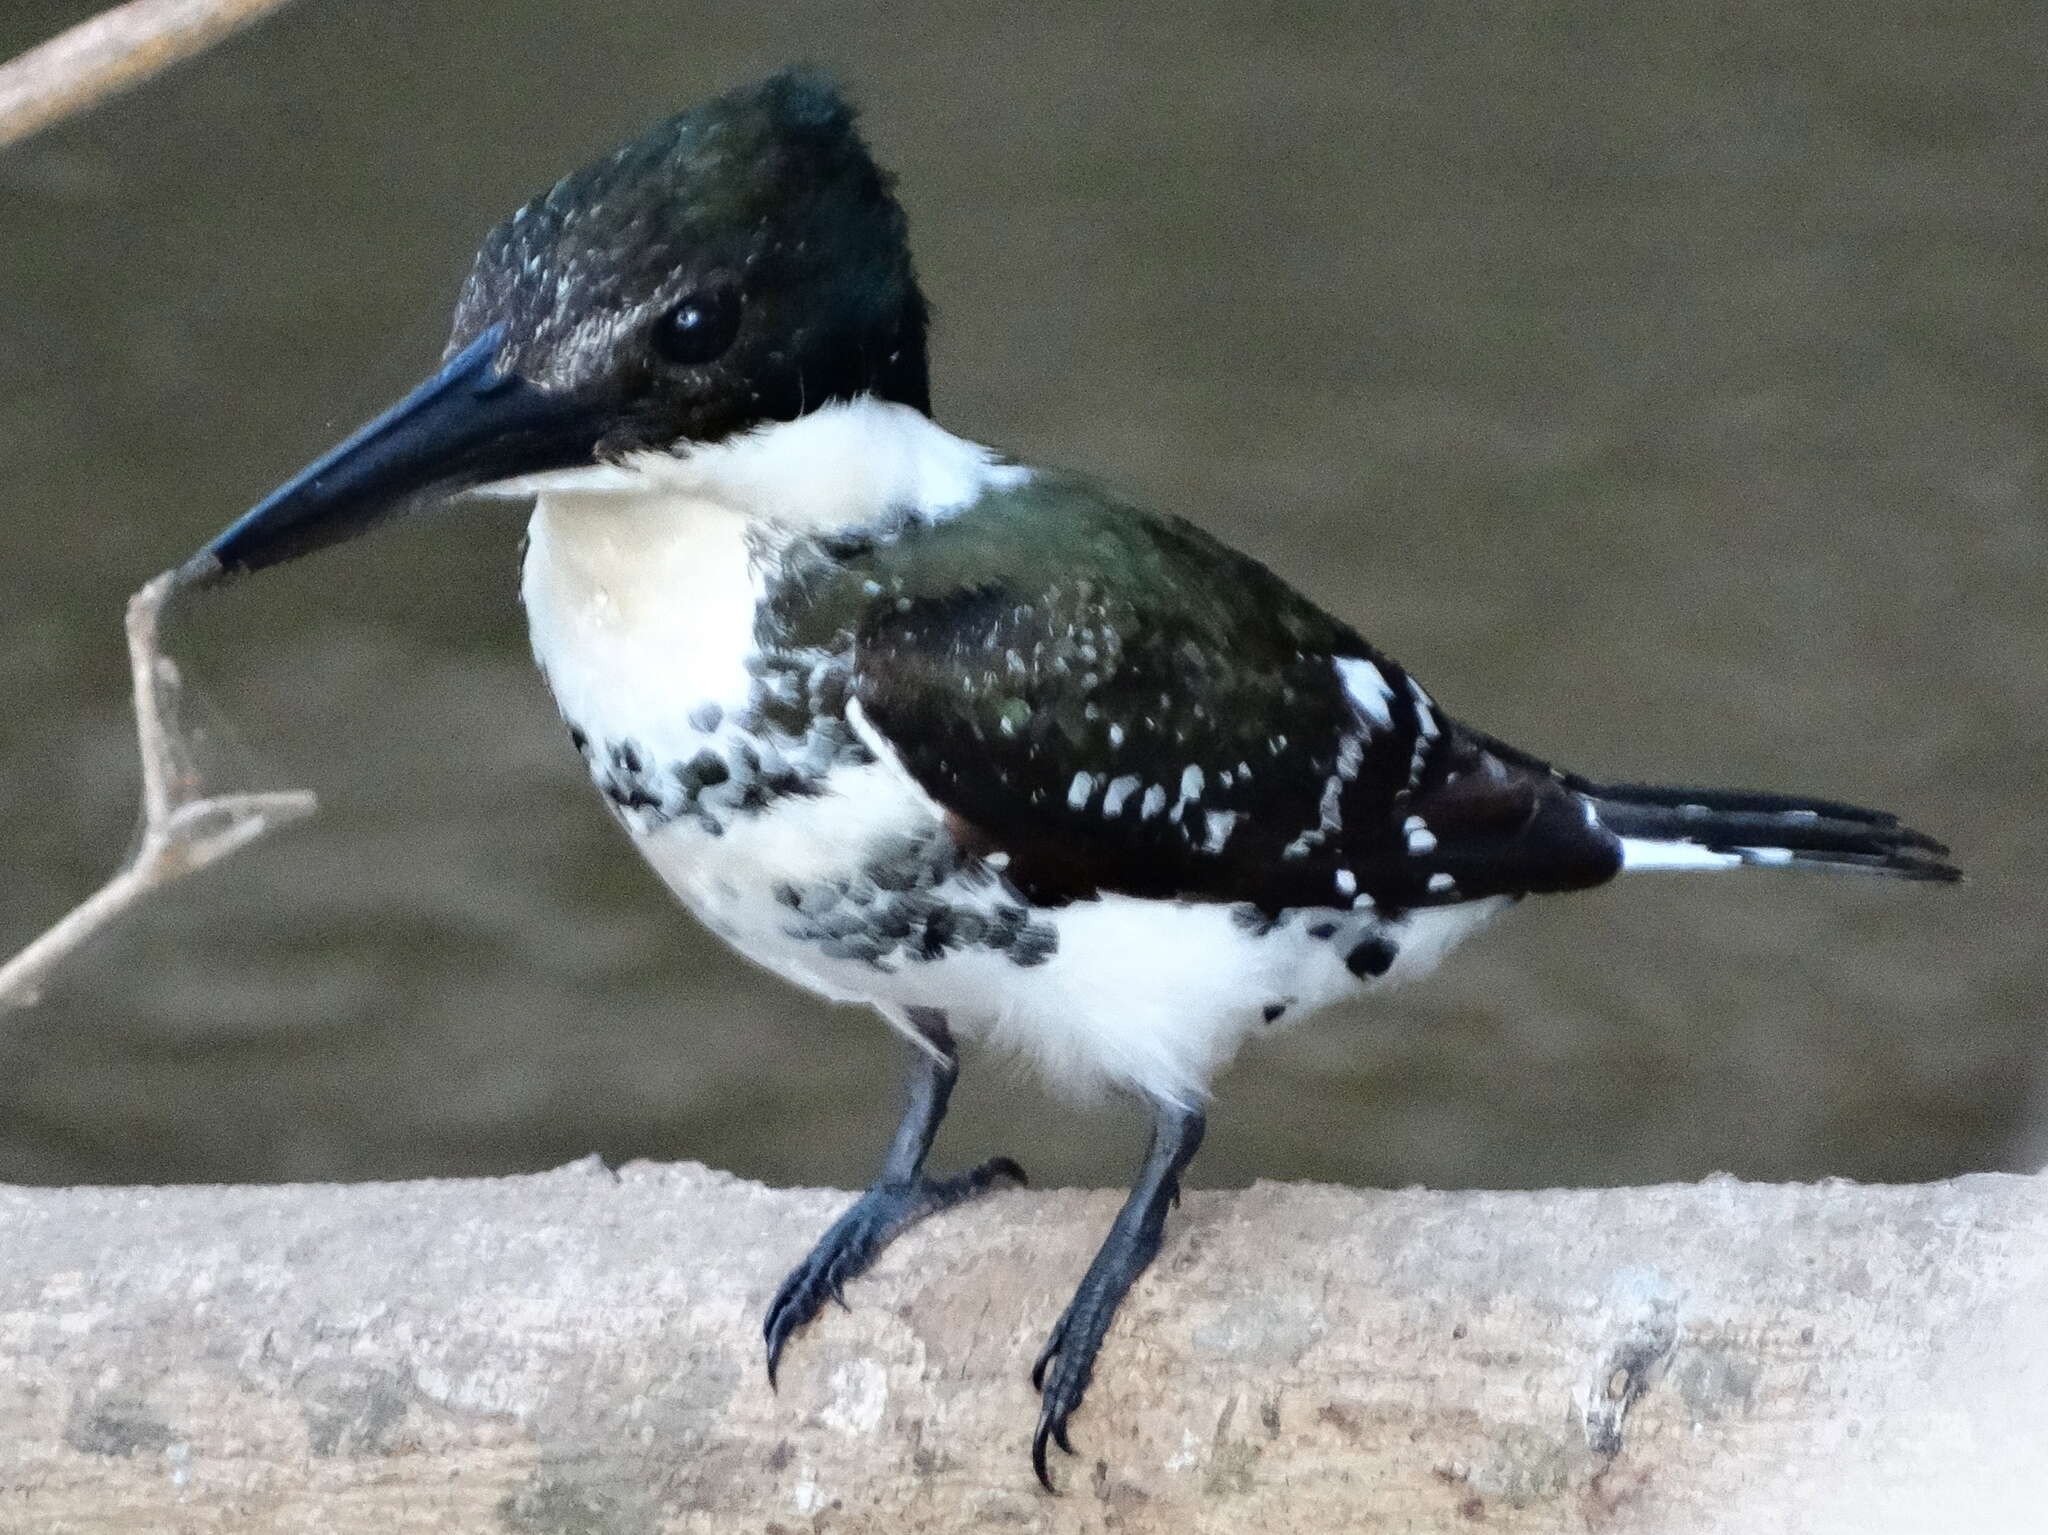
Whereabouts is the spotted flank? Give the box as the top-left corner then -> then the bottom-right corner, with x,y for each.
771,828 -> 1059,970
572,652 -> 870,836
1344,932 -> 1399,978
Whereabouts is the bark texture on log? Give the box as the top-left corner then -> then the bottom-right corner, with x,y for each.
1,1162 -> 2042,1534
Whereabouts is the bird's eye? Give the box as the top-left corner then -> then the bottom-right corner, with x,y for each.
652,286 -> 743,367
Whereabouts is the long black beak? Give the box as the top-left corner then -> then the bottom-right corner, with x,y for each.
178,325 -> 606,587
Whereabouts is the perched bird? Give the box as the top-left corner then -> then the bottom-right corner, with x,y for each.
178,70 -> 1959,1488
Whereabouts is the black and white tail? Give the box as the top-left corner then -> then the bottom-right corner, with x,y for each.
1582,782 -> 1961,883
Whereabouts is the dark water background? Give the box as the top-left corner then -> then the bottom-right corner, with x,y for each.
2,1 -> 2043,1193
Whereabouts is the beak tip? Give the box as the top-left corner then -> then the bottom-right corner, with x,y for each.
172,549 -> 228,592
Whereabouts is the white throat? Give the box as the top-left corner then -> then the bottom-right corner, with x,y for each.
491,394 -> 1021,536
515,396 -> 1028,770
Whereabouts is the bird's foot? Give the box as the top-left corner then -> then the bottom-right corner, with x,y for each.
1029,1245 -> 1148,1492
1026,1102 -> 1201,1493
763,1155 -> 1026,1386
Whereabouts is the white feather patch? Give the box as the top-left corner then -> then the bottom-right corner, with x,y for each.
1334,657 -> 1396,730
1620,838 -> 1743,871
1102,774 -> 1142,817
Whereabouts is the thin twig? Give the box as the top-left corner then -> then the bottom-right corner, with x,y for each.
0,0 -> 300,152
0,573 -> 316,1010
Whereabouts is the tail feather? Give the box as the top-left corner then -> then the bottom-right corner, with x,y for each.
1582,782 -> 1961,884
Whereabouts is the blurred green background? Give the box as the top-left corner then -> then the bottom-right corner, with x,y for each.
1,1 -> 2041,1193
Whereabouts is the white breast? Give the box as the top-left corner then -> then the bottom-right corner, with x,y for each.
514,401 -> 1028,1004
522,486 -> 761,763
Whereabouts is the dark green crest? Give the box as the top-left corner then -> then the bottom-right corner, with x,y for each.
449,69 -> 930,452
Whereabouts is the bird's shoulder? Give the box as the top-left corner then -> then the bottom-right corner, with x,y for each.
767,467 -> 1356,656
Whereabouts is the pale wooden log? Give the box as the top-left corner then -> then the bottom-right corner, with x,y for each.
0,1163 -> 2041,1532
0,0 -> 300,151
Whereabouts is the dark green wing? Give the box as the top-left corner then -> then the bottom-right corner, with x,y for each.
766,472 -> 1620,913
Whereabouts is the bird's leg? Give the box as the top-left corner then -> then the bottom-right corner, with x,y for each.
763,1008 -> 1025,1385
1030,1097 -> 1206,1491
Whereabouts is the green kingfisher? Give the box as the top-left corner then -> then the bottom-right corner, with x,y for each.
176,70 -> 1959,1489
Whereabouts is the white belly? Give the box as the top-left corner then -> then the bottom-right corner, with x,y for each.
628,776 -> 1507,1105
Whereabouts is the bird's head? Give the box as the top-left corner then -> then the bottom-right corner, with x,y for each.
180,69 -> 927,584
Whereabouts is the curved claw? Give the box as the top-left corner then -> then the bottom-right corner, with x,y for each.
1031,1415 -> 1061,1492
1028,1305 -> 1091,1492
763,1269 -> 812,1389
763,1269 -> 808,1388
1031,1367 -> 1084,1491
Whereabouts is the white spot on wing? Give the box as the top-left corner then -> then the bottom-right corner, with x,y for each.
1318,773 -> 1344,834
1102,774 -> 1142,817
1407,675 -> 1439,737
1202,810 -> 1238,854
1067,771 -> 1096,811
1335,657 -> 1396,730
1334,733 -> 1364,781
